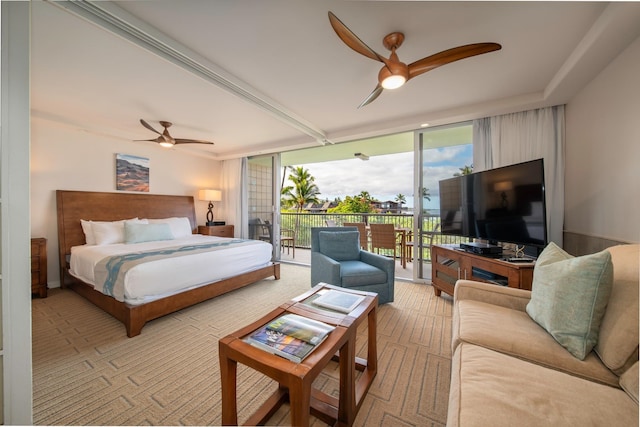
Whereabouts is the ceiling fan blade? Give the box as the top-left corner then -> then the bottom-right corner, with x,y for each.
135,136 -> 164,143
358,85 -> 384,109
328,11 -> 387,64
407,43 -> 501,80
173,139 -> 214,145
140,119 -> 162,135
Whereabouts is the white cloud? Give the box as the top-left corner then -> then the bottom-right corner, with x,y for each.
299,152 -> 414,203
288,144 -> 472,207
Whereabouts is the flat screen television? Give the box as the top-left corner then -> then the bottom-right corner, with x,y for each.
439,159 -> 547,251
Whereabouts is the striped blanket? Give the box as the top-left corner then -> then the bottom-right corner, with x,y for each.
94,239 -> 253,302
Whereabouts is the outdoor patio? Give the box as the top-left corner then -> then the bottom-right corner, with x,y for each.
256,212 -> 465,282
278,245 -> 424,281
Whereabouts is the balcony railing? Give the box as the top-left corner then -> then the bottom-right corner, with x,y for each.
278,212 -> 467,261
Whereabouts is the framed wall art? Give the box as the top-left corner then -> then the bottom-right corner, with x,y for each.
116,153 -> 149,192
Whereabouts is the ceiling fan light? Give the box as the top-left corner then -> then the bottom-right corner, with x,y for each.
381,74 -> 406,90
159,141 -> 174,148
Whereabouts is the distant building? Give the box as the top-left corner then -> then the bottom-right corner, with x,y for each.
304,201 -> 337,213
371,200 -> 402,213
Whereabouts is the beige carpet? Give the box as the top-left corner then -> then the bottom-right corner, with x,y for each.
32,264 -> 453,426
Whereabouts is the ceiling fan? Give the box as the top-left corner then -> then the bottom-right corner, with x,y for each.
136,119 -> 214,147
328,11 -> 502,108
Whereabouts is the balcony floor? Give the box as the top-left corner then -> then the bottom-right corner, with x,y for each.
278,246 -> 432,282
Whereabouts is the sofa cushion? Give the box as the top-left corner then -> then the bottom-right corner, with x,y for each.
454,299 -> 619,386
526,242 -> 613,360
318,231 -> 360,261
339,260 -> 387,287
447,343 -> 639,427
620,361 -> 639,404
595,244 -> 640,374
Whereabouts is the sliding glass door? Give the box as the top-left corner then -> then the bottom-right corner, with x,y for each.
247,154 -> 281,260
413,123 -> 473,281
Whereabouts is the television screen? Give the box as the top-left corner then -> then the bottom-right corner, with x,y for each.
439,159 -> 547,248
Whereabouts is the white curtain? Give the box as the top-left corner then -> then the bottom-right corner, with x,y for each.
472,105 -> 565,246
220,157 -> 249,238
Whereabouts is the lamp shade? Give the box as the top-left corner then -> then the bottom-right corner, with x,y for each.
199,189 -> 222,202
493,181 -> 514,192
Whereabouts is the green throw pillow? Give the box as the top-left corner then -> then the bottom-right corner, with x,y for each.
526,242 -> 613,360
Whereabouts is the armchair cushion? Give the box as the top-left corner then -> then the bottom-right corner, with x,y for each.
318,230 -> 360,261
339,260 -> 388,287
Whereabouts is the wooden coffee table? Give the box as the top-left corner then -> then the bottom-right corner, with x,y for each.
219,284 -> 378,426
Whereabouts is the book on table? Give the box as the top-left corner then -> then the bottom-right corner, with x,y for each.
266,313 -> 335,345
312,288 -> 366,313
245,314 -> 335,363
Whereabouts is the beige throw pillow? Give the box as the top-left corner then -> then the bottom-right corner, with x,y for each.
526,242 -> 613,360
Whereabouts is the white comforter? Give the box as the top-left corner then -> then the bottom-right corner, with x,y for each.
69,235 -> 272,305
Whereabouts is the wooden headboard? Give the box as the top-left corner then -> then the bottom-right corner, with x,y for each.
56,190 -> 197,286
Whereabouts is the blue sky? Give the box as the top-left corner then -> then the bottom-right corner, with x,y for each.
292,144 -> 473,209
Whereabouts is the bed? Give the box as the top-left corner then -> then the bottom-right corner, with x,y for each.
56,190 -> 280,337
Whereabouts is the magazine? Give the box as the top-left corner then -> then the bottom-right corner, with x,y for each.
246,325 -> 317,363
266,314 -> 335,345
312,289 -> 365,313
245,314 -> 335,363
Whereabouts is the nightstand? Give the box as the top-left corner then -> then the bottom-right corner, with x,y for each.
198,225 -> 234,238
31,237 -> 48,298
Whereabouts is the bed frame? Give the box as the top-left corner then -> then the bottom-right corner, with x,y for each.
56,190 -> 280,337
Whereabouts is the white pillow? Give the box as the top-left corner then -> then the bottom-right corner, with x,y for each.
146,217 -> 193,238
80,219 -> 96,245
88,218 -> 146,246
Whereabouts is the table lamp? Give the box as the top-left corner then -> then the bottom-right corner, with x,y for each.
199,189 -> 222,226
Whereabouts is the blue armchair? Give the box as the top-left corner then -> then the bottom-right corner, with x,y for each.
311,227 -> 395,304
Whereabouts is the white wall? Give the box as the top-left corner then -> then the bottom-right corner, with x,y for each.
30,119 -> 223,287
565,36 -> 640,243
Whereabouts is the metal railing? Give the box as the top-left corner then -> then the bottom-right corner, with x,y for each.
279,212 -> 467,261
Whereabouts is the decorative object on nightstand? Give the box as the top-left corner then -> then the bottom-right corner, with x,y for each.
31,237 -> 48,298
198,189 -> 222,226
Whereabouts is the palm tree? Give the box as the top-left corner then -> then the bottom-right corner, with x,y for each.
280,165 -> 290,192
357,191 -> 373,203
395,193 -> 406,212
421,187 -> 431,201
281,166 -> 320,212
454,164 -> 474,176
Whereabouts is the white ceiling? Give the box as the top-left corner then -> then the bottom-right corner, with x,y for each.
30,1 -> 640,161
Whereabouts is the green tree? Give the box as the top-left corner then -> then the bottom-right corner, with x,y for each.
328,195 -> 375,213
395,193 -> 406,210
280,166 -> 320,212
454,164 -> 474,176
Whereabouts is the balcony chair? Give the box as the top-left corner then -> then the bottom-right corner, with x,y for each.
280,227 -> 296,258
311,227 -> 395,304
343,222 -> 369,250
404,223 -> 440,262
252,219 -> 294,257
252,218 -> 272,242
370,223 -> 404,261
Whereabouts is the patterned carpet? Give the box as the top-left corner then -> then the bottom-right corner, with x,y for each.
32,264 -> 453,426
